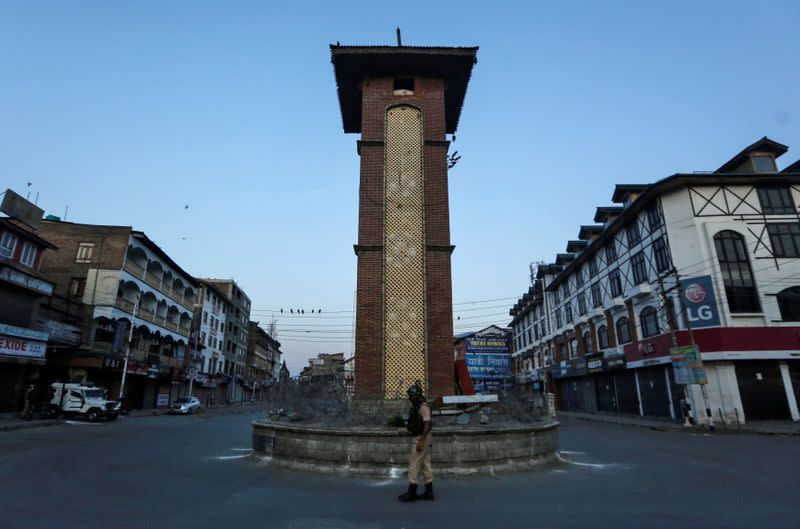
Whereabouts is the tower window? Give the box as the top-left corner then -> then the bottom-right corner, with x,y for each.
393,78 -> 414,95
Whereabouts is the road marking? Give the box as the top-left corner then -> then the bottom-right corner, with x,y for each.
559,450 -> 585,455
65,420 -> 102,426
213,454 -> 250,460
556,452 -> 618,469
230,448 -> 253,452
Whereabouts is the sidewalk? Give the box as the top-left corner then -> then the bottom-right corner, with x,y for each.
558,410 -> 800,436
0,400 -> 267,432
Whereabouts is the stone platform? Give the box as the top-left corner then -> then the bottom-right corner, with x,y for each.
252,419 -> 559,477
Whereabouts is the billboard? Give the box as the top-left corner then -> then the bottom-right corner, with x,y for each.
670,345 -> 707,385
680,275 -> 721,329
465,335 -> 511,381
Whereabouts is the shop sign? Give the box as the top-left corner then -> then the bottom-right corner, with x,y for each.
670,345 -> 708,385
624,333 -> 672,365
103,357 -> 123,370
0,265 -> 54,295
0,334 -> 47,359
147,365 -> 159,379
37,320 -> 81,346
465,353 -> 512,380
550,357 -> 589,379
156,393 -> 169,407
587,357 -> 604,373
680,276 -> 721,329
603,354 -> 626,370
0,323 -> 49,342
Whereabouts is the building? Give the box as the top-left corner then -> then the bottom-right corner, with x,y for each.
453,326 -> 512,394
201,279 -> 251,403
510,137 -> 800,424
0,190 -> 58,411
186,280 -> 232,406
38,219 -> 197,410
300,352 -> 346,384
278,360 -> 290,384
331,42 -> 478,401
245,321 -> 282,399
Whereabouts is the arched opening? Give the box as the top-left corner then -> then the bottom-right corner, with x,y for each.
184,287 -> 196,305
640,306 -> 660,338
145,260 -> 164,290
597,325 -> 609,349
155,299 -> 168,319
139,291 -> 158,320
713,230 -> 761,313
777,287 -> 800,321
125,246 -> 148,278
616,317 -> 632,344
179,311 -> 192,331
172,278 -> 185,298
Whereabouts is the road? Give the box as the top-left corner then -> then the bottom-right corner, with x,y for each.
1,411 -> 799,529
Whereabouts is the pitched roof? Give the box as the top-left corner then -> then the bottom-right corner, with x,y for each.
594,206 -> 624,223
612,184 -> 649,203
716,136 -> 788,173
782,159 -> 800,173
566,240 -> 588,253
578,225 -> 604,240
330,44 -> 478,134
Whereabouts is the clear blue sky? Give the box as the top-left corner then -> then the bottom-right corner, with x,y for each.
2,1 -> 798,374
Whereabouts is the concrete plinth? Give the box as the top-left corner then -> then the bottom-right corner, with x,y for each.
252,419 -> 559,477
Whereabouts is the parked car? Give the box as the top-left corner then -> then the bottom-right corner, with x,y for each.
171,396 -> 201,414
49,383 -> 120,421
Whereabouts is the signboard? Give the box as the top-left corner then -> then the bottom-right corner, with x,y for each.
0,265 -> 54,295
465,335 -> 511,382
670,345 -> 707,385
0,323 -> 49,342
0,188 -> 44,229
0,334 -> 47,359
37,320 -> 80,345
147,365 -> 159,379
156,393 -> 169,407
550,357 -> 589,379
603,354 -> 626,371
680,275 -> 721,329
586,356 -> 604,374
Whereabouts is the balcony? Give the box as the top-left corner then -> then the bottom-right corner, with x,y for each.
178,325 -> 190,337
165,320 -> 179,333
123,260 -> 146,280
144,272 -> 162,291
115,297 -> 135,314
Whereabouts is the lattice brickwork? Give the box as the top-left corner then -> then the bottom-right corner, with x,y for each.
383,105 -> 427,399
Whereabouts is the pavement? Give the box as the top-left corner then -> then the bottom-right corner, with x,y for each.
1,410 -> 799,529
558,410 -> 800,435
0,400 -> 265,432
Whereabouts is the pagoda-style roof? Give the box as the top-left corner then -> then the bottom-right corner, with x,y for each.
330,44 -> 478,134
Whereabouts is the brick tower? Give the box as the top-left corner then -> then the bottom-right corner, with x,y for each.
331,43 -> 478,401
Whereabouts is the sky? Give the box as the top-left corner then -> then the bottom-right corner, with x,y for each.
2,1 -> 799,374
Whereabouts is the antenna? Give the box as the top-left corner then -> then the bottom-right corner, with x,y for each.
396,27 -> 402,46
267,318 -> 278,339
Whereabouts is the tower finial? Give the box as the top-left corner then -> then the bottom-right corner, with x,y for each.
396,27 -> 402,47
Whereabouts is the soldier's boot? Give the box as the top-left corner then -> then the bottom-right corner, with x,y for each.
419,482 -> 434,501
398,483 -> 418,502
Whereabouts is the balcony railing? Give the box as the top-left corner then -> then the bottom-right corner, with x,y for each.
179,325 -> 191,337
115,297 -> 135,314
165,320 -> 179,332
123,260 -> 146,280
144,272 -> 162,291
138,306 -> 156,324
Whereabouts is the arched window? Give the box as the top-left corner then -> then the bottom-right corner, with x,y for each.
616,317 -> 632,344
569,339 -> 578,358
777,287 -> 800,321
714,231 -> 761,313
597,325 -> 609,349
583,331 -> 592,354
640,306 -> 660,338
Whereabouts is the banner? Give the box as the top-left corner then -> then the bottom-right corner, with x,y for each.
680,276 -> 721,329
465,335 -> 511,381
670,345 -> 707,385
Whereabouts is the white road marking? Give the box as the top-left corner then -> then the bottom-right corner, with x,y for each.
556,452 -> 618,469
559,450 -> 585,455
230,448 -> 253,452
65,420 -> 102,426
213,454 -> 250,460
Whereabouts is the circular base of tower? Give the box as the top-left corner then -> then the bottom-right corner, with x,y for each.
251,419 -> 559,477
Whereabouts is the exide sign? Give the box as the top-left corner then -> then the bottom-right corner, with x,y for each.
680,275 -> 721,329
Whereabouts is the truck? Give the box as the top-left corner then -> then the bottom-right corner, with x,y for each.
49,383 -> 121,421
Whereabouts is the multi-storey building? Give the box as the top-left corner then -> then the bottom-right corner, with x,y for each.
245,321 -> 282,399
185,280 -> 232,405
511,138 -> 800,425
0,190 -> 57,411
38,220 -> 197,410
201,279 -> 251,402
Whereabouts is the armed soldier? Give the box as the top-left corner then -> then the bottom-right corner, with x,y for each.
398,382 -> 434,502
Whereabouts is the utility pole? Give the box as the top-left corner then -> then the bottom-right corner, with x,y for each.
659,274 -> 696,426
672,266 -> 714,431
118,293 -> 141,403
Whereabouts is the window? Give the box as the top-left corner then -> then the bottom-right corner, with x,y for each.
69,278 -> 86,297
555,309 -> 563,328
647,205 -> 662,232
203,311 -> 208,323
777,287 -> 800,321
653,237 -> 671,273
591,282 -> 602,308
562,282 -> 570,297
640,306 -> 660,338
597,325 -> 609,349
616,317 -> 632,344
757,187 -> 795,214
575,268 -> 584,287
393,78 -> 415,94
578,293 -> 587,316
588,259 -> 598,278
75,242 -> 94,263
767,223 -> 800,258
565,304 -> 573,324
583,331 -> 592,354
201,332 -> 206,344
527,329 -> 532,343
609,269 -> 622,298
605,242 -> 617,264
752,156 -> 777,173
713,231 -> 761,313
0,231 -> 17,258
626,222 -> 641,247
631,251 -> 647,285
569,339 -> 578,359
19,242 -> 36,267
553,289 -> 560,305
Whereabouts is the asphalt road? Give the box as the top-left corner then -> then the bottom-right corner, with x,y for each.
1,411 -> 799,529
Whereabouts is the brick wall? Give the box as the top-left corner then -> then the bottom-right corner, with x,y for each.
354,75 -> 455,400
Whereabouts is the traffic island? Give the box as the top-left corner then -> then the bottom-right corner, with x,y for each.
251,419 -> 559,477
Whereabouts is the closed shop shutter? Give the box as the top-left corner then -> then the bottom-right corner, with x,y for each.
637,366 -> 671,418
614,371 -> 640,415
735,361 -> 790,421
595,373 -> 618,413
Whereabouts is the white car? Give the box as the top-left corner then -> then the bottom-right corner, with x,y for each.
50,383 -> 120,421
171,396 -> 201,414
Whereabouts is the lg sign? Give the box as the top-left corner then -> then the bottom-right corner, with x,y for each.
680,276 -> 721,329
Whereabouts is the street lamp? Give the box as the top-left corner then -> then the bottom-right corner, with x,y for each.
118,292 -> 142,403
